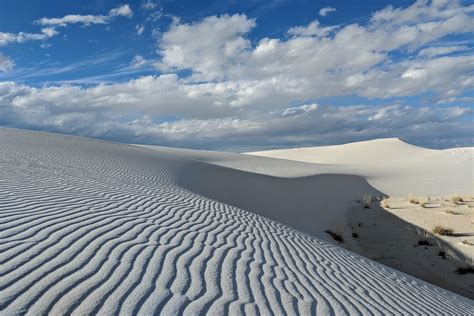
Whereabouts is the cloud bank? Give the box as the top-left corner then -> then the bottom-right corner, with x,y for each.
0,0 -> 473,150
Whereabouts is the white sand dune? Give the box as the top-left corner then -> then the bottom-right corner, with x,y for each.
248,138 -> 474,196
1,128 -> 473,314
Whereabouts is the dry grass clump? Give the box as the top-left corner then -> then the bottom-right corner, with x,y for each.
451,196 -> 464,205
409,198 -> 420,204
462,240 -> 474,246
362,194 -> 372,209
432,226 -> 454,236
382,199 -> 390,208
415,227 -> 433,246
456,266 -> 474,275
456,258 -> 474,275
325,229 -> 344,243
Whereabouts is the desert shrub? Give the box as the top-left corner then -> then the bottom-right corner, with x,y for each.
433,226 -> 454,236
362,194 -> 372,209
418,239 -> 432,246
325,230 -> 344,243
456,266 -> 474,275
409,198 -> 419,204
451,196 -> 464,205
438,250 -> 447,259
415,227 -> 433,246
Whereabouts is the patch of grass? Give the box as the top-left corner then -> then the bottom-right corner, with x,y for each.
325,230 -> 344,243
433,226 -> 454,236
409,198 -> 420,204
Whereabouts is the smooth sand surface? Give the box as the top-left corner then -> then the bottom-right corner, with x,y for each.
1,128 -> 473,314
248,138 -> 474,196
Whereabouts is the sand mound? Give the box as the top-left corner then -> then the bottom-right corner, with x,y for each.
248,138 -> 474,196
0,129 -> 472,314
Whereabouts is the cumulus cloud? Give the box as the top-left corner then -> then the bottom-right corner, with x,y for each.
0,53 -> 15,72
36,5 -> 133,27
1,0 -> 473,149
319,7 -> 336,17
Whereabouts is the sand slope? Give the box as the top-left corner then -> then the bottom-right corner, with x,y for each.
1,129 -> 473,314
248,138 -> 474,196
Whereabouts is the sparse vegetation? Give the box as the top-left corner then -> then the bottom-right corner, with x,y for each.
352,232 -> 359,238
415,227 -> 433,246
325,229 -> 344,243
362,194 -> 372,209
418,239 -> 432,246
456,266 -> 474,275
409,198 -> 419,204
433,226 -> 454,236
382,199 -> 390,208
451,196 -> 464,205
438,250 -> 446,259
462,240 -> 474,246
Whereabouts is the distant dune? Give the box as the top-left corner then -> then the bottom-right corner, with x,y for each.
248,138 -> 474,196
1,128 -> 472,314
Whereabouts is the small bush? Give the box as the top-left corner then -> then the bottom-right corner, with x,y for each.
451,196 -> 464,205
433,226 -> 454,236
409,198 -> 419,204
438,250 -> 446,259
418,239 -> 432,246
352,232 -> 359,238
325,230 -> 344,243
456,266 -> 474,275
362,194 -> 372,209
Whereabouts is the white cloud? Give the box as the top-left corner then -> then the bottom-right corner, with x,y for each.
287,20 -> 338,37
319,6 -> 336,17
1,0 -> 473,149
142,1 -> 158,10
130,55 -> 148,68
36,5 -> 133,27
136,24 -> 145,35
109,5 -> 133,18
0,53 -> 15,72
418,45 -> 467,57
155,14 -> 256,80
0,28 -> 58,46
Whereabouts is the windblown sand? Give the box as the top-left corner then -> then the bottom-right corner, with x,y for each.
1,129 -> 472,314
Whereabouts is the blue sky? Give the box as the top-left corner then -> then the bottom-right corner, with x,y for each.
0,0 -> 473,150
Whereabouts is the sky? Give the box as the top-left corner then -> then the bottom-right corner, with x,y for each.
0,0 -> 473,150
